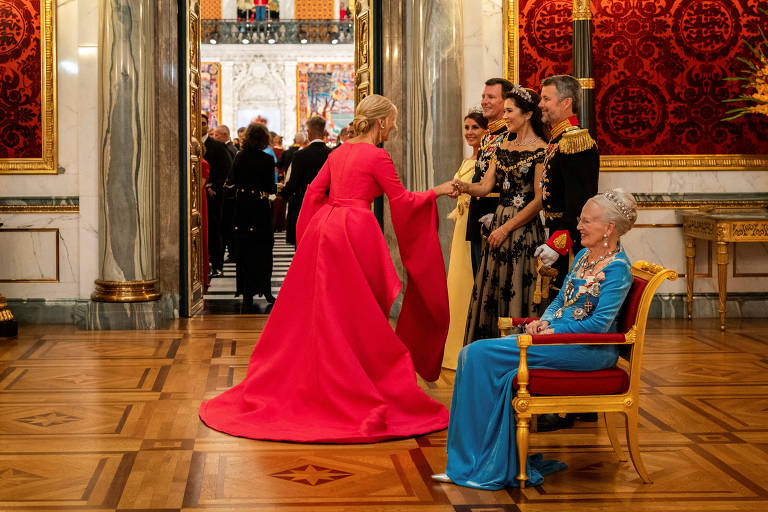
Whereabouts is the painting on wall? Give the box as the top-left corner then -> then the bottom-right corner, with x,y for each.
0,0 -> 57,174
296,62 -> 355,141
201,62 -> 221,128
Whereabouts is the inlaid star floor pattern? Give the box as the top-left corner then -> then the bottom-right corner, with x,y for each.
1,317 -> 768,511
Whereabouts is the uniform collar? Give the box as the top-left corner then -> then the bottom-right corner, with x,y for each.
549,115 -> 580,141
486,118 -> 507,135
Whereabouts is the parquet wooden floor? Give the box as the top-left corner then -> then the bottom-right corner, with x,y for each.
2,317 -> 768,511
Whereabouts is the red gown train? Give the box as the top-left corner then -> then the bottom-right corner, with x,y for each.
199,142 -> 450,443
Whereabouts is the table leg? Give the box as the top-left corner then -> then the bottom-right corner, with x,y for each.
716,241 -> 729,331
685,236 -> 696,320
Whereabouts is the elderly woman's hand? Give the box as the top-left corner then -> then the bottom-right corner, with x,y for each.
524,319 -> 550,335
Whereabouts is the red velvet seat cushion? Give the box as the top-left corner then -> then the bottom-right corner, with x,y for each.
513,368 -> 630,395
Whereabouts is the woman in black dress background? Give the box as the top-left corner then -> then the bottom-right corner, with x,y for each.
231,122 -> 277,310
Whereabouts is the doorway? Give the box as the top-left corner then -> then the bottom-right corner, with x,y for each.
180,0 -> 369,316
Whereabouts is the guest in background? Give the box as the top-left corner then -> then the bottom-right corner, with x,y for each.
456,86 -> 547,343
331,126 -> 352,150
282,116 -> 331,245
269,0 -> 279,20
230,122 -> 277,310
201,144 -> 210,292
202,112 -> 234,279
271,132 -> 284,162
237,0 -> 252,20
278,133 -> 305,174
214,125 -> 237,157
254,0 -> 268,21
442,110 -> 488,370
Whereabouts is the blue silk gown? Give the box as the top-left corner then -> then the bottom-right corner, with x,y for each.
445,248 -> 633,489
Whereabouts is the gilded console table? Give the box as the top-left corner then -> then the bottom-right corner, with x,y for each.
681,209 -> 768,331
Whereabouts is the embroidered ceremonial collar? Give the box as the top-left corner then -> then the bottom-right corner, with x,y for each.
487,118 -> 507,134
548,115 -> 580,141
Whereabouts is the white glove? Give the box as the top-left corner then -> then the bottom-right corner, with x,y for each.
478,213 -> 495,229
534,244 -> 559,267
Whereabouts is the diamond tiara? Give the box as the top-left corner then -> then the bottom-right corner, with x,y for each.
602,191 -> 633,221
511,84 -> 532,103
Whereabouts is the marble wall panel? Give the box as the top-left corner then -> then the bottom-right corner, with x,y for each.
0,231 -> 58,281
461,0 -> 503,158
0,215 -> 80,299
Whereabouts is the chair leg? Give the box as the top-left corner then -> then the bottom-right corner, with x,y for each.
604,412 -> 627,462
516,414 -> 530,488
624,408 -> 652,483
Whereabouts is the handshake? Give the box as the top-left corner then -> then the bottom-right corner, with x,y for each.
434,179 -> 468,198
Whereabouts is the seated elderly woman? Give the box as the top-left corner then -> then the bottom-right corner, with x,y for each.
433,188 -> 638,490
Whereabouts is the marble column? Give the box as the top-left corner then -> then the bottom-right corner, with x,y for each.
86,0 -> 166,329
572,0 -> 595,135
405,0 -> 464,264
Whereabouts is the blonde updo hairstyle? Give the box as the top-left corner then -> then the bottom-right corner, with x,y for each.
352,94 -> 396,136
588,188 -> 638,237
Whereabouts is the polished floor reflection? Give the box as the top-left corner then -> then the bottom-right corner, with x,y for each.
1,318 -> 768,510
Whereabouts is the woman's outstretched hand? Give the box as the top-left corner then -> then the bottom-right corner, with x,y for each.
434,181 -> 461,197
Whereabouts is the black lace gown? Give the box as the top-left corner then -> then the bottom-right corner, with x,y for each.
464,147 -> 546,344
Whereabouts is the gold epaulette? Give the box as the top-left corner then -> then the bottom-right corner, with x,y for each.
559,128 -> 596,154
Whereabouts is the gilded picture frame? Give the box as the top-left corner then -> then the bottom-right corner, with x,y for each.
503,0 -> 768,172
0,0 -> 58,175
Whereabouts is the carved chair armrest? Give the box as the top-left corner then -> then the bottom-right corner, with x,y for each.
528,332 -> 629,345
498,317 -> 540,336
513,331 -> 634,399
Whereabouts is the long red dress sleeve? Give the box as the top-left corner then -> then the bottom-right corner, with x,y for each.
199,142 -> 449,443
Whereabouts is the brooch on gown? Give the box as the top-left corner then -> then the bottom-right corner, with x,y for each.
553,270 -> 604,320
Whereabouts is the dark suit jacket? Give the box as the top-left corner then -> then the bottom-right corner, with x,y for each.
282,141 -> 331,207
277,144 -> 300,171
204,137 -> 234,192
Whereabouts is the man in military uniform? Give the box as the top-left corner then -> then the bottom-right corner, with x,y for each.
534,74 -> 599,289
533,74 -> 600,432
466,77 -> 515,275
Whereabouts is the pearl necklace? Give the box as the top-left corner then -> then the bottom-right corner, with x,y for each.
578,248 -> 619,278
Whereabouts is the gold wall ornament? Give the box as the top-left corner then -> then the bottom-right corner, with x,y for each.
503,0 -> 519,83
577,77 -> 595,89
0,293 -> 14,322
601,154 -> 768,172
572,0 -> 592,20
0,205 -> 78,214
354,0 -> 373,104
91,279 -> 162,302
183,0 -> 205,316
504,3 -> 768,171
0,0 -> 58,174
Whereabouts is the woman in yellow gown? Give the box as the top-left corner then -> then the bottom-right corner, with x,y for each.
443,111 -> 488,369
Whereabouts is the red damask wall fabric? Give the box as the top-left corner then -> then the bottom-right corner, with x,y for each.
519,0 -> 768,156
0,0 -> 42,159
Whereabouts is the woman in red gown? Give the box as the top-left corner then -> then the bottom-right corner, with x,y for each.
199,95 -> 457,443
